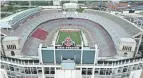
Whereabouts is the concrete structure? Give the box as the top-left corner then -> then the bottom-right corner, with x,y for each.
122,13 -> 143,29
118,38 -> 136,57
2,37 -> 20,56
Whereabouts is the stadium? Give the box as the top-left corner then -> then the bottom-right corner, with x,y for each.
0,1 -> 143,78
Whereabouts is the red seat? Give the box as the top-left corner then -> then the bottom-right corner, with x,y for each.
32,28 -> 48,40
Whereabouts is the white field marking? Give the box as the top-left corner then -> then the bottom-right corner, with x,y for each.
80,31 -> 88,46
78,26 -> 94,47
43,27 -> 60,45
53,30 -> 60,45
60,29 -> 80,31
51,28 -> 60,45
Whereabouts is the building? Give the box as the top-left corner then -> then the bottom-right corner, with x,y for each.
0,1 -> 143,78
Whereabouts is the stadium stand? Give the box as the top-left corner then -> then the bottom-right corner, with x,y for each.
32,28 -> 48,40
1,55 -> 143,69
3,9 -> 138,57
13,9 -> 140,56
0,7 -> 42,29
1,8 -> 143,78
83,9 -> 143,36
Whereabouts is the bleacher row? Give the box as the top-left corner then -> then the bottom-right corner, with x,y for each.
18,9 -> 140,54
83,9 -> 131,49
83,9 -> 142,36
4,9 -> 142,56
32,28 -> 48,40
0,9 -> 143,78
19,10 -> 61,53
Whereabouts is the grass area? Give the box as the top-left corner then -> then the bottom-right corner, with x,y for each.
57,30 -> 81,45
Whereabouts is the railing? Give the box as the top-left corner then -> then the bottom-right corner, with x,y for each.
123,16 -> 143,29
1,55 -> 143,67
1,56 -> 40,65
97,56 -> 143,66
0,55 -> 142,78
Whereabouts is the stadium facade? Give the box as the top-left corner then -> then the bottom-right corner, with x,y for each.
0,2 -> 143,78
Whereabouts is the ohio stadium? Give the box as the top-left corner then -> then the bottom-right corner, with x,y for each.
0,1 -> 143,78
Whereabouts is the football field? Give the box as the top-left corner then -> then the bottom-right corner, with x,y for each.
57,30 -> 81,45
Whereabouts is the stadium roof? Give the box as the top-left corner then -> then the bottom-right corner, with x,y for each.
0,21 -> 11,28
122,13 -> 143,17
3,36 -> 19,41
120,38 -> 136,43
0,7 -> 41,28
0,8 -> 32,23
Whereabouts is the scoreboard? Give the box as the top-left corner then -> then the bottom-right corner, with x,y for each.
55,46 -> 81,49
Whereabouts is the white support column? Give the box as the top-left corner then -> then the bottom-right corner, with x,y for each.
81,41 -> 83,64
135,35 -> 142,56
115,68 -> 118,75
38,44 -> 45,78
95,45 -> 99,64
30,67 -> 32,78
28,1 -> 31,8
92,67 -> 95,78
53,41 -> 57,78
121,67 -> 123,74
80,41 -> 83,78
129,17 -> 132,22
36,67 -> 39,77
24,66 -> 26,78
54,66 -> 57,78
41,65 -> 45,78
54,41 -> 56,65
137,18 -> 139,26
92,44 -> 99,78
38,44 -> 43,64
98,68 -> 101,76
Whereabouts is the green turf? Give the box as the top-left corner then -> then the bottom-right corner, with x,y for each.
57,31 -> 81,45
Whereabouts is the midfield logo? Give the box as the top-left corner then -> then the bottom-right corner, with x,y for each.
55,36 -> 81,49
62,36 -> 75,47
